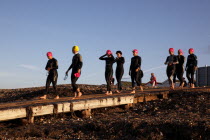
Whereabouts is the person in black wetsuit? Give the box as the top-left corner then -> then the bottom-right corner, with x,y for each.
164,48 -> 178,90
173,49 -> 185,88
99,50 -> 115,95
129,49 -> 143,93
40,52 -> 59,99
115,51 -> 125,93
66,46 -> 83,98
186,48 -> 198,88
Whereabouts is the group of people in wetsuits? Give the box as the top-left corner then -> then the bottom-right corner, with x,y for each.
99,49 -> 143,95
40,46 -> 83,99
40,46 -> 198,99
165,48 -> 198,90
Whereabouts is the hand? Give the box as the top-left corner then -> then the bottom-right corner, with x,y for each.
65,71 -> 69,76
135,68 -> 140,72
47,68 -> 51,71
78,69 -> 81,73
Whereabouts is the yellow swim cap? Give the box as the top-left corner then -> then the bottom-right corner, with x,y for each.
72,46 -> 80,52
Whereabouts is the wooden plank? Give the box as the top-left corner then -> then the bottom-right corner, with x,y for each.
72,95 -> 134,111
31,105 -> 54,117
0,108 -> 26,121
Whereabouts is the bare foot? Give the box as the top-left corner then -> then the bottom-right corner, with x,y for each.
191,84 -> 195,88
77,92 -> 82,97
130,90 -> 135,94
109,91 -> 113,95
40,95 -> 47,100
54,95 -> 59,99
116,90 -> 120,93
105,91 -> 110,95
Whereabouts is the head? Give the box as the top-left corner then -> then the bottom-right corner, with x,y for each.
132,49 -> 138,56
151,73 -> 154,76
189,48 -> 194,54
46,52 -> 53,59
72,46 -> 80,54
178,49 -> 183,55
169,48 -> 174,55
106,50 -> 112,57
116,51 -> 122,58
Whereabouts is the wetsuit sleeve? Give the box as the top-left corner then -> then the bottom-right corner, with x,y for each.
186,56 -> 189,68
67,59 -> 74,71
99,54 -> 107,60
45,61 -> 49,70
78,54 -> 83,69
52,59 -> 58,70
165,57 -> 169,65
180,56 -> 185,65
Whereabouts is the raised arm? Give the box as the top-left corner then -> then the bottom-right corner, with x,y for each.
99,54 -> 107,60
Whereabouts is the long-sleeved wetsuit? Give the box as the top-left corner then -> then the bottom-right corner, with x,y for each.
130,56 -> 142,88
165,55 -> 178,86
173,55 -> 185,86
99,54 -> 115,92
115,57 -> 125,91
186,54 -> 197,84
45,58 -> 58,94
67,53 -> 83,92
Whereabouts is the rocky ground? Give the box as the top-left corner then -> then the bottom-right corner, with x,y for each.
0,85 -> 209,140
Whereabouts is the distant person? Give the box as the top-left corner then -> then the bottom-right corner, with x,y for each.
115,51 -> 125,93
129,49 -> 143,93
164,48 -> 178,90
99,50 -> 115,95
186,48 -> 198,88
173,49 -> 185,88
144,73 -> 159,88
66,46 -> 83,98
40,52 -> 59,99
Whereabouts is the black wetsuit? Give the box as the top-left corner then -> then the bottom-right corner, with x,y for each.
67,53 -> 83,92
130,56 -> 142,88
165,55 -> 178,86
186,54 -> 197,84
173,55 -> 185,86
115,57 -> 125,91
45,58 -> 58,94
99,54 -> 115,92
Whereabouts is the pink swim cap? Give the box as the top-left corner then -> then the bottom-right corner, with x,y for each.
132,49 -> 138,53
74,73 -> 81,78
106,50 -> 112,55
178,49 -> 183,54
189,48 -> 194,53
169,48 -> 174,52
46,52 -> 53,57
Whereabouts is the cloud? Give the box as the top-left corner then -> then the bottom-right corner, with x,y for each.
19,64 -> 41,71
